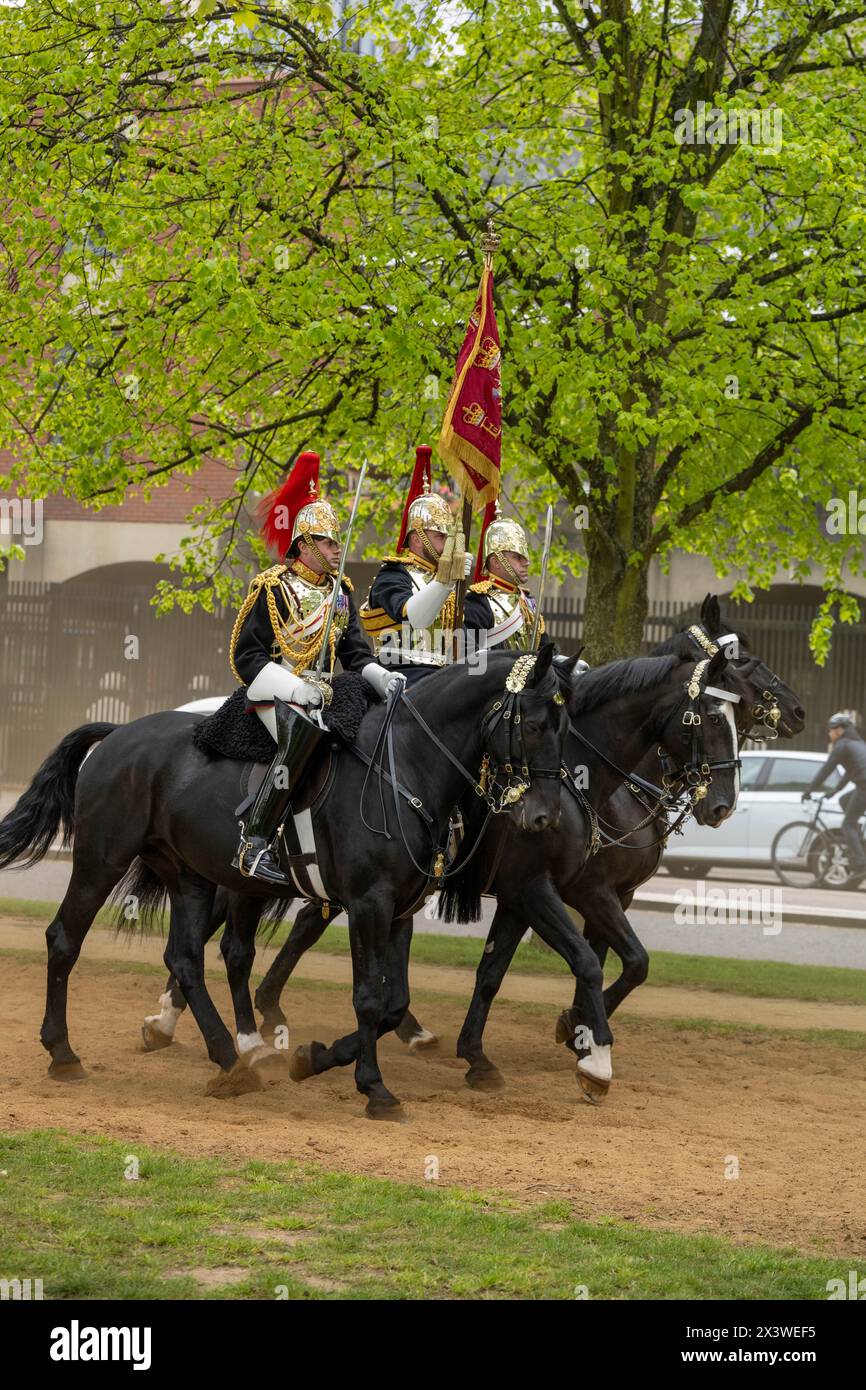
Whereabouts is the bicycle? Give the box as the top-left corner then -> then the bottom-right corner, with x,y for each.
771,793 -> 866,889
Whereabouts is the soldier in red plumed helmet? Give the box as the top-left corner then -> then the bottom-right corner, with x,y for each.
228,451 -> 388,887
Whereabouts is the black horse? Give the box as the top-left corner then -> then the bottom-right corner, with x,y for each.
144,645 -> 744,1103
233,602 -> 803,1089
0,646 -> 575,1118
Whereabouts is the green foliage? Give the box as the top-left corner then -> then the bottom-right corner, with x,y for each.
1,2 -> 866,655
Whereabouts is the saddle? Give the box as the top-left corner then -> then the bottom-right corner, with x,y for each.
191,674 -> 375,883
192,672 -> 373,763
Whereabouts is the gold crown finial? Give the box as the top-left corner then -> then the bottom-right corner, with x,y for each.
481,218 -> 500,267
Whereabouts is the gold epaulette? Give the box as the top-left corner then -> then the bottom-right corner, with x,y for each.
469,579 -> 495,594
342,575 -> 354,593
376,553 -> 437,573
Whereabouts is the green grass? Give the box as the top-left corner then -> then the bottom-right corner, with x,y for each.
0,1129 -> 850,1300
3,897 -> 862,1004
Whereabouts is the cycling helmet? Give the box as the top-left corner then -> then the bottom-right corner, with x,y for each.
827,712 -> 854,729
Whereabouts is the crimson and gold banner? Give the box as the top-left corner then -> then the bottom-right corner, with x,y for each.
438,264 -> 502,510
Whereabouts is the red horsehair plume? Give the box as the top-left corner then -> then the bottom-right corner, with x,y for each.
396,445 -> 433,550
259,451 -> 320,558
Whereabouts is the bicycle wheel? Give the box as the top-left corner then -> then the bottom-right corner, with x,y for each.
771,821 -> 833,889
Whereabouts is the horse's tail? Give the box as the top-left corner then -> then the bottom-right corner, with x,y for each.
256,895 -> 296,943
0,722 -> 117,870
111,859 -> 171,935
437,794 -> 491,925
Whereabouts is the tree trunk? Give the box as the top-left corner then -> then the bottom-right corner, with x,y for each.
582,531 -> 650,664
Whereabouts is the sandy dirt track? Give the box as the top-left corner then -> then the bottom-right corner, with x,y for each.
1,922 -> 864,1257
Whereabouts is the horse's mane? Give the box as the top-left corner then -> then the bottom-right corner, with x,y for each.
568,653 -> 680,716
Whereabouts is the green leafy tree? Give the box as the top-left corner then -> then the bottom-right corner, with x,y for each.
2,0 -> 866,659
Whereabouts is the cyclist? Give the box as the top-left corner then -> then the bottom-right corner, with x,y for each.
802,713 -> 866,886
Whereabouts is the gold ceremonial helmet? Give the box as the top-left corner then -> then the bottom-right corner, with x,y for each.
406,480 -> 451,537
291,485 -> 341,547
485,509 -> 529,563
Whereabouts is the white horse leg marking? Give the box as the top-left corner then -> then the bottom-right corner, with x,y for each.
578,1036 -> 613,1082
143,991 -> 183,1040
407,1024 -> 438,1052
237,1030 -> 267,1056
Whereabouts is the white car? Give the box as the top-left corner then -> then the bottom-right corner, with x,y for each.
663,749 -> 846,875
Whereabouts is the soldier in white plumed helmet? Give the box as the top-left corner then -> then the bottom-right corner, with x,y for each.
463,499 -> 551,651
359,445 -> 473,685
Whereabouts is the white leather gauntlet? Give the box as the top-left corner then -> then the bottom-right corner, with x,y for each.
362,663 -> 406,700
246,661 -> 323,708
405,579 -> 454,630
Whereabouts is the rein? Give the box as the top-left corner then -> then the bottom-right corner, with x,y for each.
358,654 -> 566,886
565,658 -> 742,853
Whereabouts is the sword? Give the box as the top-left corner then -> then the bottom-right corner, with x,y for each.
529,504 -> 553,651
314,459 -> 368,674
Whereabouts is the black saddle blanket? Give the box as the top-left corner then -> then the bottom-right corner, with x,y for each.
192,673 -> 374,761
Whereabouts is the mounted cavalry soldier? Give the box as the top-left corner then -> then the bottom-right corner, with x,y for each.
359,445 -> 474,684
228,450 -> 395,887
464,499 -> 550,651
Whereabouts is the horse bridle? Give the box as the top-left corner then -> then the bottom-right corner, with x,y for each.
567,658 -> 742,852
360,652 -> 568,883
687,624 -> 783,738
476,653 -> 567,814
664,656 -> 742,802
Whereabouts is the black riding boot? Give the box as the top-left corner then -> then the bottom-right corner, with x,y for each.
232,697 -> 325,887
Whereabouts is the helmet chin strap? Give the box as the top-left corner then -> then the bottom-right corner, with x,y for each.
412,525 -> 444,566
299,531 -> 338,576
490,549 -> 524,587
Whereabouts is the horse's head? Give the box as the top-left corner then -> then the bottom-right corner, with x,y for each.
695,594 -> 806,739
479,645 -> 576,833
652,648 -> 742,828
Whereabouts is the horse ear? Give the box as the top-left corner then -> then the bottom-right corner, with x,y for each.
707,647 -> 727,680
529,642 -> 555,685
701,594 -> 721,633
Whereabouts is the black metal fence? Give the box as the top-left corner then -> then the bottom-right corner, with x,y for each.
1,572 -> 863,786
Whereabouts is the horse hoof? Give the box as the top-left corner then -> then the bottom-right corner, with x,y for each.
141,1023 -> 174,1053
365,1096 -> 405,1122
289,1043 -> 321,1084
407,1027 -> 439,1054
554,1010 -> 574,1045
205,1062 -> 264,1099
465,1066 -> 505,1091
48,1060 -> 86,1082
576,1066 -> 610,1105
245,1046 -> 290,1080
